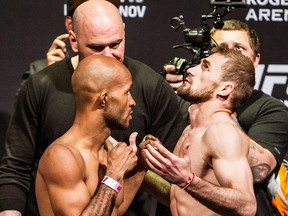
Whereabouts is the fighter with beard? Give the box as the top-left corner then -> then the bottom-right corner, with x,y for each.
140,46 -> 257,216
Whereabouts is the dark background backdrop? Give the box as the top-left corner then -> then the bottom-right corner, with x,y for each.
1,0 -> 288,156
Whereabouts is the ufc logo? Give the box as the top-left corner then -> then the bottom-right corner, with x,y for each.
255,64 -> 288,107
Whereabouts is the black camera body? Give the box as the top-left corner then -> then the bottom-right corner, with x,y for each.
162,0 -> 246,77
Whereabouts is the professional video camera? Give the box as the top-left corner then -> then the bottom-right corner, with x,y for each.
161,0 -> 246,77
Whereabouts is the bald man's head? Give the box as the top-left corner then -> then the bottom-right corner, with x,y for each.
73,0 -> 123,34
70,0 -> 125,61
72,55 -> 131,112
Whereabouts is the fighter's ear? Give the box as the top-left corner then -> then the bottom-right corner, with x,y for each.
99,91 -> 107,109
218,82 -> 234,97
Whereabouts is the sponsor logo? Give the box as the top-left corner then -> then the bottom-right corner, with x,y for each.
256,64 -> 288,106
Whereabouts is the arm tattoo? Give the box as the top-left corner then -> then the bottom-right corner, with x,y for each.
83,184 -> 116,215
250,163 -> 271,183
248,139 -> 272,183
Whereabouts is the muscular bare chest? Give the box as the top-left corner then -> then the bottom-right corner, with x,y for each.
175,128 -> 215,179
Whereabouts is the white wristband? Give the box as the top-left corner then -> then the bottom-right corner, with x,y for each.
101,176 -> 122,193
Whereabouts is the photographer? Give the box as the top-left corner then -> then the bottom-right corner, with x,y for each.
163,19 -> 288,215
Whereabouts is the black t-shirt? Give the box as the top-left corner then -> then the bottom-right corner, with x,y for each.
236,90 -> 288,168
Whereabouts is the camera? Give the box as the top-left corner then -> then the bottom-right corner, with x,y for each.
161,0 -> 246,77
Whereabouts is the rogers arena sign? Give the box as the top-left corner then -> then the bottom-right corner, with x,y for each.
245,0 -> 288,21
